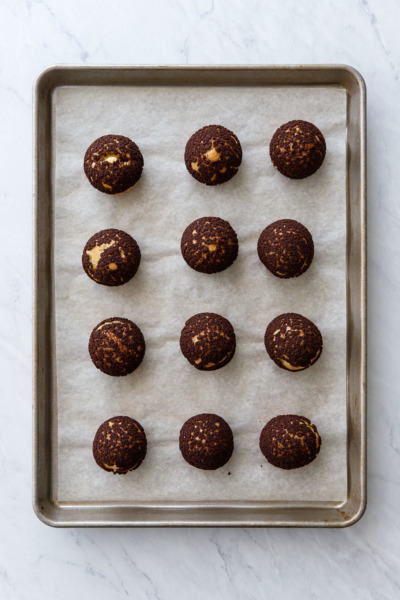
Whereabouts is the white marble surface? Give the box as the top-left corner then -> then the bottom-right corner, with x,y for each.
0,0 -> 399,598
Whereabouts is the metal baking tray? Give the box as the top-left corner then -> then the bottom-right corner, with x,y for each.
33,65 -> 366,527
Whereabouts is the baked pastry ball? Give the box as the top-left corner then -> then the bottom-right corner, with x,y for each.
84,134 -> 144,194
269,120 -> 326,179
259,414 -> 321,469
82,228 -> 141,286
93,416 -> 147,474
180,312 -> 236,371
181,216 -> 238,274
257,219 -> 314,278
184,124 -> 242,185
264,313 -> 322,371
179,413 -> 234,470
89,317 -> 145,376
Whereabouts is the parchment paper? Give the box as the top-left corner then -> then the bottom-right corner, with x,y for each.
53,84 -> 347,502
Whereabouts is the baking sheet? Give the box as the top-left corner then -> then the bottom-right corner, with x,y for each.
53,85 -> 347,502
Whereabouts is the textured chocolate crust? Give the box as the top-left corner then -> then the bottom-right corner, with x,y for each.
82,228 -> 141,286
184,125 -> 242,185
259,414 -> 321,469
92,416 -> 147,474
180,312 -> 236,371
264,313 -> 322,371
84,134 -> 144,194
89,317 -> 145,376
257,219 -> 314,278
179,413 -> 234,470
181,216 -> 238,274
269,120 -> 326,179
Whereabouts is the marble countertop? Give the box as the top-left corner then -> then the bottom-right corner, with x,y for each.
1,0 -> 399,598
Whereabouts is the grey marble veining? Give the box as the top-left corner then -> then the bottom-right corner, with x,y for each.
0,0 -> 399,598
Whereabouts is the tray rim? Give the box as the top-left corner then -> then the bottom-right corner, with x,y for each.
33,64 -> 366,528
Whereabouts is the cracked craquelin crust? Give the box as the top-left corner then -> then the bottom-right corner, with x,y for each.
92,416 -> 147,474
179,413 -> 234,470
181,216 -> 238,274
89,317 -> 145,376
184,124 -> 242,185
259,414 -> 321,469
269,120 -> 326,179
257,219 -> 314,279
264,313 -> 322,372
180,312 -> 236,371
84,134 -> 144,194
82,228 -> 141,286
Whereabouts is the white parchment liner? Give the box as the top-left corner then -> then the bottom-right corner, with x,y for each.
53,85 -> 347,502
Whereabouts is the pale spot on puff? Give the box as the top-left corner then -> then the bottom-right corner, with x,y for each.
205,146 -> 221,162
87,241 -> 116,269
